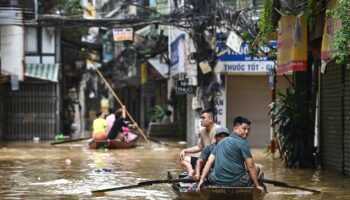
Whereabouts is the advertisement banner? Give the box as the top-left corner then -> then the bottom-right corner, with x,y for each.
113,28 -> 133,41
141,62 -> 148,84
277,15 -> 307,74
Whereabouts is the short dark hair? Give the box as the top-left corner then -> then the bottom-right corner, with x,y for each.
233,116 -> 251,127
165,110 -> 172,116
114,108 -> 123,118
95,111 -> 103,117
200,108 -> 215,119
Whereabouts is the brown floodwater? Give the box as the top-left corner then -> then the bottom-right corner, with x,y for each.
0,140 -> 350,200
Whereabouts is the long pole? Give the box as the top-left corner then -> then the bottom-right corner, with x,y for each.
269,68 -> 276,157
91,178 -> 194,194
95,68 -> 150,144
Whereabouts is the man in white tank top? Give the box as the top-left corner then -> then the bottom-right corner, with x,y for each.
179,109 -> 218,178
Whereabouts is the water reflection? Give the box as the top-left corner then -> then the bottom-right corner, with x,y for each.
0,141 -> 350,199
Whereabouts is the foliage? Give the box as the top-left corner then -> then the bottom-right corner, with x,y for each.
38,0 -> 87,44
38,0 -> 83,16
243,0 -> 277,59
269,88 -> 315,168
258,0 -> 274,44
304,0 -> 326,30
58,0 -> 83,16
330,0 -> 350,67
148,105 -> 165,122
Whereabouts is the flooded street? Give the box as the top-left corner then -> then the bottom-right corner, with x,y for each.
1,140 -> 350,200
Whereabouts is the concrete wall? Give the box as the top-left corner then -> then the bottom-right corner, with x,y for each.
0,25 -> 24,80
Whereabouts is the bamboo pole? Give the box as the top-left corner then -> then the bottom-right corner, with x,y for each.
95,68 -> 150,144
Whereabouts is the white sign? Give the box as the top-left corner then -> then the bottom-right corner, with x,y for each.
113,28 -> 133,41
226,31 -> 243,53
215,75 -> 226,128
11,75 -> 19,91
218,61 -> 275,73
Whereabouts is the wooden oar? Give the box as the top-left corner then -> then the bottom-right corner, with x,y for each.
91,178 -> 193,194
261,178 -> 321,193
50,137 -> 91,145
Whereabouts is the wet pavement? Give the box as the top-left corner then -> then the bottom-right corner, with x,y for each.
0,139 -> 350,199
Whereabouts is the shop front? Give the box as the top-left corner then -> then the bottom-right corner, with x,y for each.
215,42 -> 292,147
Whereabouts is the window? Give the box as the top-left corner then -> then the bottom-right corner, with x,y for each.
24,26 -> 38,53
41,27 -> 55,54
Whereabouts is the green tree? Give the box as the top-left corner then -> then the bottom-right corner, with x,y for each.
330,0 -> 350,67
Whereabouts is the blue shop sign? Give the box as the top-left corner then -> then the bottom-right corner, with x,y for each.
170,33 -> 185,67
216,40 -> 277,73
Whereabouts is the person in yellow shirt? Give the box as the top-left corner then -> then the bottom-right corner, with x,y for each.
92,111 -> 108,140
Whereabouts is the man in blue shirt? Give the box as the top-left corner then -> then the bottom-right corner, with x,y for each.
192,126 -> 230,181
197,116 -> 265,194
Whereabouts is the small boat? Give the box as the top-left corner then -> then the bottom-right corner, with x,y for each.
171,173 -> 266,200
172,182 -> 265,200
88,138 -> 138,149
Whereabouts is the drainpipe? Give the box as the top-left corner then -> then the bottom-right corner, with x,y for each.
269,67 -> 276,157
55,25 -> 61,137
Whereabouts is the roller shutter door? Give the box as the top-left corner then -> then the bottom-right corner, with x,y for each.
2,80 -> 58,140
321,62 -> 343,172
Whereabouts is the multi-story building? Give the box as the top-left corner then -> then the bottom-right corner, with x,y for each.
0,0 -> 60,140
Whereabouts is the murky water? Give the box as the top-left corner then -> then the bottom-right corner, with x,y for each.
0,140 -> 350,200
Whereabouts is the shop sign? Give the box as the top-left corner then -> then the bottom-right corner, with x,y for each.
277,15 -> 307,74
170,33 -> 185,67
215,75 -> 226,127
216,41 -> 276,73
113,28 -> 133,41
176,79 -> 193,94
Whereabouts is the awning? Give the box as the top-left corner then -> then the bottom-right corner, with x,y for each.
135,25 -> 168,37
25,63 -> 59,82
148,56 -> 169,78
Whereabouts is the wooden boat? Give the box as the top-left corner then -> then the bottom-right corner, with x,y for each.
88,139 -> 138,149
172,180 -> 266,200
